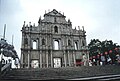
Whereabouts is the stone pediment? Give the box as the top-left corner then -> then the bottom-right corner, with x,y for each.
44,9 -> 65,17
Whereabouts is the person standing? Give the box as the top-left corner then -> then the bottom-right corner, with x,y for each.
101,55 -> 106,65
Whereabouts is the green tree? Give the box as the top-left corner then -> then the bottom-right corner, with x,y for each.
88,39 -> 120,64
88,39 -> 101,57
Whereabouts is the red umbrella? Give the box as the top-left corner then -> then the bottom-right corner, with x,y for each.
105,52 -> 108,55
109,50 -> 112,53
93,56 -> 96,58
97,54 -> 100,58
115,48 -> 118,51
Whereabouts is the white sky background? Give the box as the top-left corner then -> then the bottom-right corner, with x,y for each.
0,0 -> 120,59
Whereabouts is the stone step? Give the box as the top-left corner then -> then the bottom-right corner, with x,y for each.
1,65 -> 120,80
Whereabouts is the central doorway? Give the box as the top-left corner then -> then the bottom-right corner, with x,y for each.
31,60 -> 39,68
53,58 -> 61,68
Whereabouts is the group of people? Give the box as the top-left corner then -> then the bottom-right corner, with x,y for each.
89,54 -> 120,66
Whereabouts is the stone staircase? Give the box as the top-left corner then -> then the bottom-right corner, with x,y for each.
1,65 -> 120,80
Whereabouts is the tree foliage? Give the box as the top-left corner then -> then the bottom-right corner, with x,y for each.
88,39 -> 120,64
0,38 -> 18,60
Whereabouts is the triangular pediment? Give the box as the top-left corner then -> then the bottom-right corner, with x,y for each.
44,9 -> 65,17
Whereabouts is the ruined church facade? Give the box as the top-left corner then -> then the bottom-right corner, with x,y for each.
20,9 -> 88,68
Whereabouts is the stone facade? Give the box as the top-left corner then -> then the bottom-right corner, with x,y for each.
20,9 -> 89,68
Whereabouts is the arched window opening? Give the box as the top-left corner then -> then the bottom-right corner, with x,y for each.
33,40 -> 37,49
54,40 -> 59,50
42,38 -> 45,45
54,26 -> 58,33
74,42 -> 78,50
68,40 -> 71,46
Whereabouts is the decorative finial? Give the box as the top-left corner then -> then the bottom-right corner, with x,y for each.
75,26 -> 76,30
24,21 -> 25,24
39,16 -> 41,19
82,26 -> 84,31
29,22 -> 31,27
78,26 -> 80,30
38,16 -> 41,24
26,24 -> 28,27
23,21 -> 25,27
68,19 -> 70,22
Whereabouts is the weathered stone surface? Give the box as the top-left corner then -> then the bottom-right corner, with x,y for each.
21,9 -> 88,68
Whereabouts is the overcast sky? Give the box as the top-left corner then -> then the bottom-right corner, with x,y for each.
0,0 -> 120,58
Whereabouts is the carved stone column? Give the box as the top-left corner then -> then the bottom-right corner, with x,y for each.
51,50 -> 53,67
73,51 -> 76,67
46,51 -> 48,68
68,51 -> 71,66
27,51 -> 30,68
40,51 -> 42,68
64,51 -> 67,67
